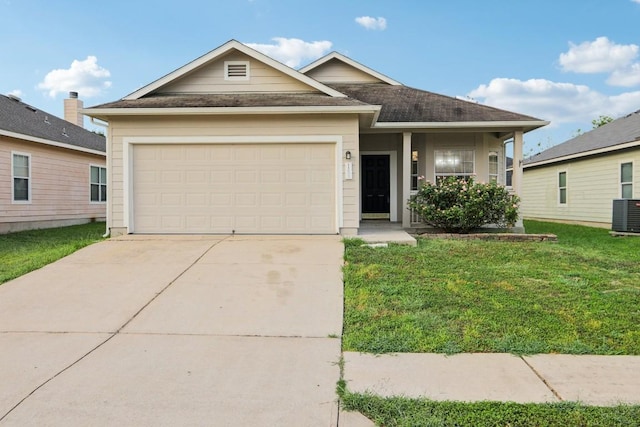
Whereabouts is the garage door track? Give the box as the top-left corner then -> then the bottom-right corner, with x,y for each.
0,235 -> 344,426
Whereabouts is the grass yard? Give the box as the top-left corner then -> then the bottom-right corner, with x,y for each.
0,222 -> 106,285
342,220 -> 640,355
340,391 -> 640,427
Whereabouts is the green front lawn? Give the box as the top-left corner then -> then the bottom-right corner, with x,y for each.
340,392 -> 640,427
342,220 -> 640,355
0,222 -> 106,285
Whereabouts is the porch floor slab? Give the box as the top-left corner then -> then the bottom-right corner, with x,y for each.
357,222 -> 417,246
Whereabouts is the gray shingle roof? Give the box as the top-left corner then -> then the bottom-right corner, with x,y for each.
525,109 -> 640,166
327,83 -> 544,123
0,94 -> 105,153
89,92 -> 371,109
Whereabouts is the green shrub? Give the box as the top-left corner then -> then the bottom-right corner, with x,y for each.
407,176 -> 520,233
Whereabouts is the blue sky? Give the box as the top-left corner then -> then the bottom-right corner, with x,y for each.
2,0 -> 640,154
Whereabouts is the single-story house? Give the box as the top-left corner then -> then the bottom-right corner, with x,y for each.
522,109 -> 640,228
0,92 -> 106,234
85,39 -> 547,237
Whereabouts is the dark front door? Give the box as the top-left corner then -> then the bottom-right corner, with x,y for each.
362,155 -> 391,215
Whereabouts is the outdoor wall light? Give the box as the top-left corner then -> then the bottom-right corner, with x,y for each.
345,151 -> 351,160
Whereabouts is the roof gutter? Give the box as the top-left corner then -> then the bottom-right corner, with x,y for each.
0,129 -> 105,156
524,139 -> 640,168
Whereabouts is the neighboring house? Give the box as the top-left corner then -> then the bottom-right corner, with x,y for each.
522,109 -> 640,228
84,40 -> 547,237
0,92 -> 106,234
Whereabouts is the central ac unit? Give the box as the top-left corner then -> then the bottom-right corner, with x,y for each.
612,199 -> 640,232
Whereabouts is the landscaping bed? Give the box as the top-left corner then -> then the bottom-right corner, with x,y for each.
418,232 -> 557,241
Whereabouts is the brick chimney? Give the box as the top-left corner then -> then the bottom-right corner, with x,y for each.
64,91 -> 84,127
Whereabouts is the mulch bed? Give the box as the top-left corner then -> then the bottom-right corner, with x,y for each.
417,233 -> 557,242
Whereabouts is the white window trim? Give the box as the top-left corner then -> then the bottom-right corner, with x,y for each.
11,151 -> 31,204
433,148 -> 475,181
224,61 -> 250,81
90,164 -> 107,204
558,170 -> 568,206
620,161 -> 633,199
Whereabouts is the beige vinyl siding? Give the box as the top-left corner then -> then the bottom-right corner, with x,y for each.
157,52 -> 318,94
107,114 -> 359,233
522,149 -> 640,226
304,58 -> 384,84
0,136 -> 106,230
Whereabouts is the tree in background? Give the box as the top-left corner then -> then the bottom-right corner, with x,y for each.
592,115 -> 614,128
573,115 -> 615,138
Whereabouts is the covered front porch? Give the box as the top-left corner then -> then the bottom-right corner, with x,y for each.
356,129 -> 526,231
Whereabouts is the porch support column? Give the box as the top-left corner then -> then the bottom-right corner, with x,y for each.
402,132 -> 412,228
512,130 -> 524,196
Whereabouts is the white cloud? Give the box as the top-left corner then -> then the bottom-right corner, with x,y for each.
559,36 -> 638,74
8,89 -> 23,98
245,37 -> 332,68
607,63 -> 640,87
355,16 -> 387,30
468,77 -> 640,126
37,56 -> 111,98
633,0 -> 640,4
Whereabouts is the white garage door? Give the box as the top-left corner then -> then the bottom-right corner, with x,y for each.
132,143 -> 337,234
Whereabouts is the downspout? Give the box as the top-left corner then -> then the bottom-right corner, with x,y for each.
90,117 -> 111,238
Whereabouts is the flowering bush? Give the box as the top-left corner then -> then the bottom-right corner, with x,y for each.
408,176 -> 520,233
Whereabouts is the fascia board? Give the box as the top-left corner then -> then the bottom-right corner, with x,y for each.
83,105 -> 381,116
373,120 -> 550,130
524,139 -> 640,168
0,129 -> 105,156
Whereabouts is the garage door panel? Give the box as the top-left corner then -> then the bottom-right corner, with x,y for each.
133,143 -> 336,234
235,170 -> 258,184
211,193 -> 232,206
186,193 -> 207,207
260,193 -> 283,207
210,170 -> 233,183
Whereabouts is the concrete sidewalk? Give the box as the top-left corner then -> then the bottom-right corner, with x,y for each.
0,235 -> 344,426
340,352 -> 640,426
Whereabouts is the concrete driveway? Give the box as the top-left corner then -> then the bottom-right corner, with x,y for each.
0,235 -> 344,426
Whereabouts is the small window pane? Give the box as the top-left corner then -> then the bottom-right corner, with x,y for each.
91,166 -> 100,183
489,162 -> 498,175
14,178 -> 29,201
621,163 -> 632,183
559,172 -> 566,187
91,184 -> 100,201
100,185 -> 107,202
13,155 -> 29,177
622,183 -> 633,199
559,188 -> 567,204
100,168 -> 107,183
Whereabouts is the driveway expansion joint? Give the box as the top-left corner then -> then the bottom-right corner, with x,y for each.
113,236 -> 231,334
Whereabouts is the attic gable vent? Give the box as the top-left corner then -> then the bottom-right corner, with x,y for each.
224,61 -> 250,81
